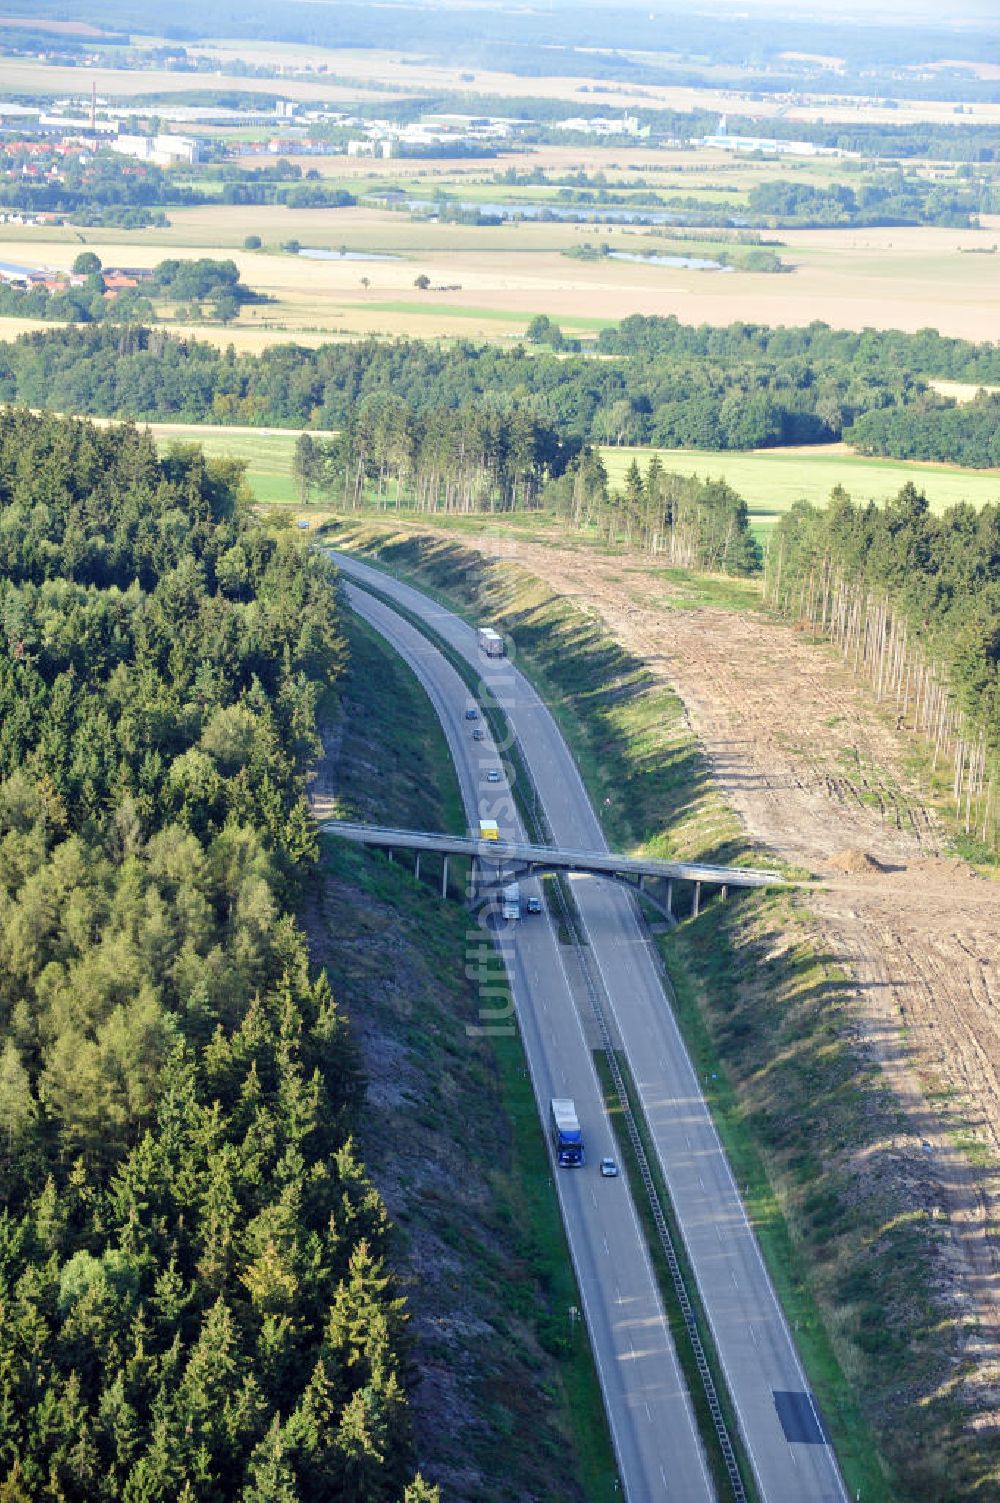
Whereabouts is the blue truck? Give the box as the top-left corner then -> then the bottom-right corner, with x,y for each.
551,1098 -> 583,1167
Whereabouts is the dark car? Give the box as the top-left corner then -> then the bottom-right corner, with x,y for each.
472,727 -> 485,740
525,896 -> 542,915
465,707 -> 478,721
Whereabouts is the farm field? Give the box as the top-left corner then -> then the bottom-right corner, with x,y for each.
0,53 -> 400,105
602,442 -> 1000,518
2,203 -> 998,342
131,422 -> 322,504
190,38 -> 1000,126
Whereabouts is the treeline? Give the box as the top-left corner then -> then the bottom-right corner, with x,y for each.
299,415 -> 758,569
0,324 -> 927,453
0,154 -> 199,224
597,315 -> 1000,386
0,409 -> 434,1501
745,175 -> 985,230
0,257 -> 259,327
0,151 -> 356,223
767,483 -> 1000,846
516,173 -> 987,231
1,322 -> 996,463
849,390 -> 1000,468
544,449 -> 759,571
295,395 -> 568,511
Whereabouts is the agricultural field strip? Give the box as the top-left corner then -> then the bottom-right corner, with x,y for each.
2,196 -> 998,343
601,446 -> 1000,516
339,580 -> 714,1503
334,551 -> 850,1503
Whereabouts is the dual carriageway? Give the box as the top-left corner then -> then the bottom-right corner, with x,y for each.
331,551 -> 848,1503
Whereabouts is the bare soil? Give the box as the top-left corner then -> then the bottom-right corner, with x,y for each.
435,530 -> 1000,1412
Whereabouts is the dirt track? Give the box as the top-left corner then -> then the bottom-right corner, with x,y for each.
454,534 -> 1000,1404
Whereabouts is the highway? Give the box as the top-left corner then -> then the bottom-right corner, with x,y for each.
342,581 -> 714,1503
335,552 -> 849,1503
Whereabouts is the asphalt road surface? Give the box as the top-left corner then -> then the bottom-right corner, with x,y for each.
343,580 -> 713,1503
336,553 -> 849,1503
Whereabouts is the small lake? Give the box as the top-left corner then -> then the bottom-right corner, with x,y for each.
297,248 -> 399,261
407,199 -> 694,225
608,251 -> 733,272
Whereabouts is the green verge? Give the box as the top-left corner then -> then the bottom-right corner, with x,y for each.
325,611 -> 620,1500
324,521 -> 906,1500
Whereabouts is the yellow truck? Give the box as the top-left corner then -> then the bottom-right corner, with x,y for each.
478,818 -> 500,842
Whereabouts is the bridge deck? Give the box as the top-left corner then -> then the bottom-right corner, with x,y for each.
320,820 -> 789,890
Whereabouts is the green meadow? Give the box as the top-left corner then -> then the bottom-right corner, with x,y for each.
600,443 -> 1000,520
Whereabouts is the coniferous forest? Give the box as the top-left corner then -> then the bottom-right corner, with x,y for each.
0,410 -> 434,1503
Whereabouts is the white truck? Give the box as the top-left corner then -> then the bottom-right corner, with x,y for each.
478,626 -> 505,659
502,881 -> 521,920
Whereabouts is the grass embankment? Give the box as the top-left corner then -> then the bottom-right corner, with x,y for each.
323,520 -> 969,1500
311,613 -> 619,1502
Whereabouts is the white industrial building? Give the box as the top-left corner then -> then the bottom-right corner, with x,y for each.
110,133 -> 200,166
699,116 -> 849,158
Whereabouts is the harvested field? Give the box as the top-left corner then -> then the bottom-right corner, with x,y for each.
2,200 -> 998,342
192,41 -> 1000,126
386,522 -> 1000,1430
0,55 -> 398,103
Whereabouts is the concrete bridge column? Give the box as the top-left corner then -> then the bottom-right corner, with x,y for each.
414,852 -> 421,881
665,879 -> 673,919
692,881 -> 701,919
441,855 -> 449,898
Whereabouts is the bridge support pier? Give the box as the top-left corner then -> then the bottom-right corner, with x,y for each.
441,855 -> 449,898
721,884 -> 727,903
414,852 -> 421,881
692,881 -> 701,919
666,879 -> 673,919
387,848 -> 393,864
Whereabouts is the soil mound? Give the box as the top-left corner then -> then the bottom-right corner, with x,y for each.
826,848 -> 887,876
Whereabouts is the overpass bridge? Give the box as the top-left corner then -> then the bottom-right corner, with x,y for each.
319,819 -> 791,919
